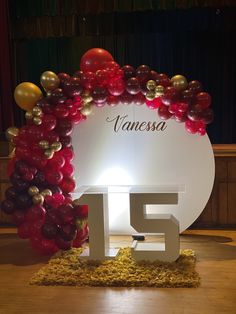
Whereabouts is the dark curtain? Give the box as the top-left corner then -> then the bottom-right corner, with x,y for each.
12,8 -> 236,143
0,0 -> 14,133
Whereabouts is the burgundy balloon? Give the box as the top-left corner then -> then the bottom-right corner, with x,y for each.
136,65 -> 150,82
187,104 -> 203,121
161,86 -> 179,106
64,76 -> 82,93
80,72 -> 96,90
158,104 -> 173,120
60,135 -> 72,148
56,118 -> 73,136
59,224 -> 77,241
181,89 -> 195,105
188,80 -> 202,94
54,104 -> 69,119
201,108 -> 214,124
11,177 -> 30,192
122,65 -> 135,80
61,163 -> 74,177
155,73 -> 171,87
50,88 -> 66,105
18,222 -> 31,239
72,70 -> 83,79
48,154 -> 65,170
126,77 -> 141,95
32,171 -> 46,186
41,114 -> 57,131
91,86 -> 108,104
57,72 -> 70,87
43,130 -> 59,143
37,98 -> 53,114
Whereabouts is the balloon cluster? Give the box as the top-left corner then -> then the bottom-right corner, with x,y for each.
1,48 -> 214,255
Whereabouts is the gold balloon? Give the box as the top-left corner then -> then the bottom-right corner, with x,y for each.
75,218 -> 86,230
41,189 -> 52,197
81,104 -> 92,116
33,117 -> 42,125
32,106 -> 43,117
82,95 -> 93,104
155,85 -> 165,97
51,141 -> 62,152
171,75 -> 188,91
32,194 -> 44,205
25,111 -> 33,120
5,127 -> 19,142
146,90 -> 156,101
40,71 -> 60,92
14,82 -> 43,111
44,148 -> 54,159
28,186 -> 39,196
146,80 -> 156,91
38,140 -> 50,149
72,199 -> 80,207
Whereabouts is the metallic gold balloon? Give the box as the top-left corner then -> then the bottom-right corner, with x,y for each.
33,117 -> 42,125
51,141 -> 62,152
40,71 -> 60,92
41,189 -> 52,197
75,218 -> 86,230
155,85 -> 165,97
146,90 -> 156,101
5,127 -> 19,142
25,111 -> 33,120
14,82 -> 43,111
32,194 -> 44,205
32,106 -> 43,117
82,95 -> 93,104
72,199 -> 80,207
81,104 -> 92,116
44,148 -> 54,159
146,80 -> 156,91
171,75 -> 188,91
38,140 -> 50,149
28,186 -> 39,196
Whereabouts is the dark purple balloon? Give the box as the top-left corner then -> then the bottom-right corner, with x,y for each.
16,193 -> 33,210
5,186 -> 18,200
41,222 -> 59,239
1,199 -> 15,214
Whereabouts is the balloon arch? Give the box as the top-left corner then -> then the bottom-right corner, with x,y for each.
1,48 -> 214,255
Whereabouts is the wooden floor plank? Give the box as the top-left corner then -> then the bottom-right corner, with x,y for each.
0,229 -> 236,314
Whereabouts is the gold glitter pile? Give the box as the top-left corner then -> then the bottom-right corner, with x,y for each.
30,248 -> 200,287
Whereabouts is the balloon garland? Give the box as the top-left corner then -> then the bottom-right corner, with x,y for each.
1,48 -> 214,255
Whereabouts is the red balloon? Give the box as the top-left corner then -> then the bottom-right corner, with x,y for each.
74,204 -> 88,219
48,154 -> 65,170
26,205 -> 46,222
45,170 -> 63,185
81,72 -> 96,90
54,104 -> 69,118
18,222 -> 31,239
59,177 -> 76,193
106,95 -> 119,107
12,210 -> 26,226
155,73 -> 171,87
107,78 -> 125,96
96,69 -> 109,86
59,148 -> 74,162
41,114 -> 57,131
61,163 -> 74,177
161,87 -> 179,106
80,48 -> 114,73
196,92 -> 212,109
146,97 -> 162,110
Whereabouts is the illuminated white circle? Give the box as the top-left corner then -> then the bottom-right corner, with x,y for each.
72,104 -> 215,233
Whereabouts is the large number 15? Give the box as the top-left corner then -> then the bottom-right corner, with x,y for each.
78,193 -> 179,262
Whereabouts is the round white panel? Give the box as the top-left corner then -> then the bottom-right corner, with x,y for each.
72,104 -> 215,233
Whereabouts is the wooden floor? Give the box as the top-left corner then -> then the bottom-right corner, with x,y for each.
0,229 -> 236,314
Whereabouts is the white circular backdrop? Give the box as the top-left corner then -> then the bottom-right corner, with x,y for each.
72,104 -> 215,233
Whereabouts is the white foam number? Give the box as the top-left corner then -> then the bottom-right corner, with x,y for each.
79,192 -> 179,262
